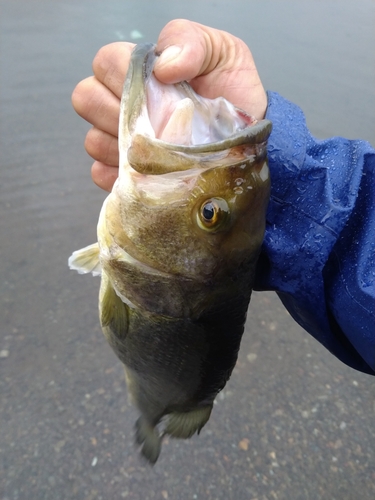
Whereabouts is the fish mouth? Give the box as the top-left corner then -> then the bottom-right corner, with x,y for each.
119,43 -> 272,175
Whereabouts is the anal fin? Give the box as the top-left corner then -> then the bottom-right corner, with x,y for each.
164,405 -> 213,439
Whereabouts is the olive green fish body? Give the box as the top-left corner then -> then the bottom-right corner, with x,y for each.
69,43 -> 272,463
99,263 -> 252,463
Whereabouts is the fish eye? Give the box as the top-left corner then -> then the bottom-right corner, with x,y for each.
197,198 -> 230,232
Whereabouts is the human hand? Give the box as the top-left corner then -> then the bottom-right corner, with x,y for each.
71,19 -> 267,192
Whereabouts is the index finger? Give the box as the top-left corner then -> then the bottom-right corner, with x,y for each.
92,42 -> 135,98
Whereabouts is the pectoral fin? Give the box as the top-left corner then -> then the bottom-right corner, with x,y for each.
99,272 -> 128,338
68,242 -> 101,276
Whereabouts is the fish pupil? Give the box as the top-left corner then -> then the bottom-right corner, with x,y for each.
202,202 -> 215,221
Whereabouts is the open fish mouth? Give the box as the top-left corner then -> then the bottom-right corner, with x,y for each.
119,43 -> 272,175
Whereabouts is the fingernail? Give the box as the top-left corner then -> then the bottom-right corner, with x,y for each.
156,45 -> 182,67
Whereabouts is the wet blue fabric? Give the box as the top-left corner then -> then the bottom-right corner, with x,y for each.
254,91 -> 375,374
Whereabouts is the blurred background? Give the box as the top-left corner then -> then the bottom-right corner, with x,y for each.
1,1 -> 374,499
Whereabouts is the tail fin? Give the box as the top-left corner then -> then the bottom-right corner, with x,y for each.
135,417 -> 161,464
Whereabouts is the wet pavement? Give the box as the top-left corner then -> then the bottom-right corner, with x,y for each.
1,1 -> 374,499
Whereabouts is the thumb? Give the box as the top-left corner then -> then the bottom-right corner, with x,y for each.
153,20 -> 267,119
154,20 -> 218,84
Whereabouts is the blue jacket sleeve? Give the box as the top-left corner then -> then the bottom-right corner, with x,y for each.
254,91 -> 375,375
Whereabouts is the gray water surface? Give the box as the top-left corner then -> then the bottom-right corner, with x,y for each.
1,1 -> 374,499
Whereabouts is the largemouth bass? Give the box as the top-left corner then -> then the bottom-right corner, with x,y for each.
69,43 -> 272,463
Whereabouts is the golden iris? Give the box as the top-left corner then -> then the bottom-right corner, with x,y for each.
197,198 -> 230,232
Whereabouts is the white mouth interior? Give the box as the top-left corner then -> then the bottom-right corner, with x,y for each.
141,74 -> 255,146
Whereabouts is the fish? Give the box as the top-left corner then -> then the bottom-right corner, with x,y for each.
69,43 -> 272,464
